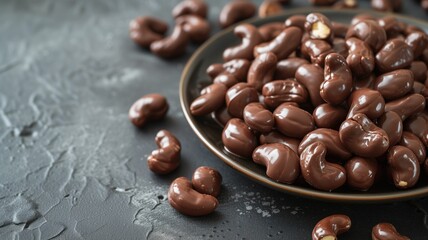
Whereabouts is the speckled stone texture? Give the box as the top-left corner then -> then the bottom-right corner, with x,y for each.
0,0 -> 427,239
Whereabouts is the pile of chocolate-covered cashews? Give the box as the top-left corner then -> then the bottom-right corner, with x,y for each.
190,11 -> 428,193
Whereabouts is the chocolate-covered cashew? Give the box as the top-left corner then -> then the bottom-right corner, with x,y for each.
274,104 -> 315,138
313,103 -> 347,129
378,16 -> 406,38
385,93 -> 425,120
377,111 -> 403,146
321,53 -> 353,105
405,31 -> 428,59
274,58 -> 309,80
258,0 -> 283,18
226,83 -> 259,118
219,0 -> 256,29
372,223 -> 410,240
371,0 -> 402,12
346,20 -> 387,52
258,22 -> 284,42
345,157 -> 377,191
247,52 -> 278,91
346,37 -> 375,78
150,25 -> 189,58
299,128 -> 352,161
305,13 -> 334,42
285,15 -> 306,31
192,166 -> 222,197
375,39 -> 414,73
168,177 -> 218,216
347,89 -> 385,120
350,14 -> 377,26
222,118 -> 258,158
400,131 -> 426,164
211,59 -> 251,87
373,69 -> 414,101
295,64 -> 325,106
243,103 -> 274,133
129,93 -> 169,127
223,24 -> 263,61
301,39 -> 334,67
300,142 -> 347,191
262,79 -> 308,109
312,214 -> 351,240
190,83 -> 227,116
147,130 -> 181,174
176,15 -> 210,43
339,113 -> 389,157
410,61 -> 427,83
172,0 -> 208,19
129,16 -> 168,48
253,143 -> 300,184
254,26 -> 303,60
404,112 -> 428,148
387,145 -> 420,189
259,131 -> 300,153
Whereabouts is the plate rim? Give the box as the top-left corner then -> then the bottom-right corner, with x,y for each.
179,8 -> 428,203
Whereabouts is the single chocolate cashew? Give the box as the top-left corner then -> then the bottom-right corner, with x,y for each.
192,166 -> 222,197
176,15 -> 210,43
372,223 -> 410,240
147,130 -> 181,174
223,24 -> 263,61
254,26 -> 303,60
168,177 -> 218,216
129,93 -> 169,127
208,59 -> 251,87
312,214 -> 352,240
172,0 -> 208,19
347,89 -> 385,120
321,53 -> 353,105
129,16 -> 168,48
243,103 -> 274,133
387,145 -> 420,189
247,52 -> 278,91
150,25 -> 189,58
219,0 -> 256,29
190,83 -> 228,116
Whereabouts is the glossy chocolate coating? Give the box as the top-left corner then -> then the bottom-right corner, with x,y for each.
410,61 -> 427,83
176,15 -> 210,43
375,39 -> 414,73
378,16 -> 405,38
247,52 -> 277,91
258,22 -> 284,42
172,0 -> 208,19
129,93 -> 169,127
129,16 -> 168,48
252,143 -> 300,184
274,58 -> 309,80
305,13 -> 334,42
346,37 -> 375,78
147,130 -> 181,174
388,145 -> 420,189
212,59 -> 251,87
273,104 -> 315,138
262,79 -> 308,109
168,177 -> 218,217
223,24 -> 263,61
295,64 -> 325,106
254,26 -> 303,60
313,103 -> 347,129
222,118 -> 258,158
350,14 -> 377,26
384,93 -> 425,120
259,131 -> 300,153
404,112 -> 428,147
372,223 -> 410,240
371,0 -> 402,12
312,214 -> 351,240
301,39 -> 334,67
347,89 -> 385,120
321,53 -> 353,105
377,111 -> 403,146
345,156 -> 377,191
333,38 -> 348,58
284,15 -> 306,30
192,166 -> 222,197
346,20 -> 387,52
191,83 -> 227,116
258,0 -> 283,18
400,131 -> 426,164
339,113 -> 389,157
225,83 -> 259,118
243,103 -> 274,133
299,128 -> 352,161
219,0 -> 256,29
300,142 -> 347,191
150,25 -> 189,59
405,31 -> 428,59
373,69 -> 414,101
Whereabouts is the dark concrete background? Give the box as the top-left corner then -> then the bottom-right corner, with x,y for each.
0,0 -> 427,239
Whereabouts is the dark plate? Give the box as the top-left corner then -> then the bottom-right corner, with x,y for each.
180,8 -> 428,203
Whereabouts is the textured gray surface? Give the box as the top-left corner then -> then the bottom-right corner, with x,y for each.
0,0 -> 427,239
